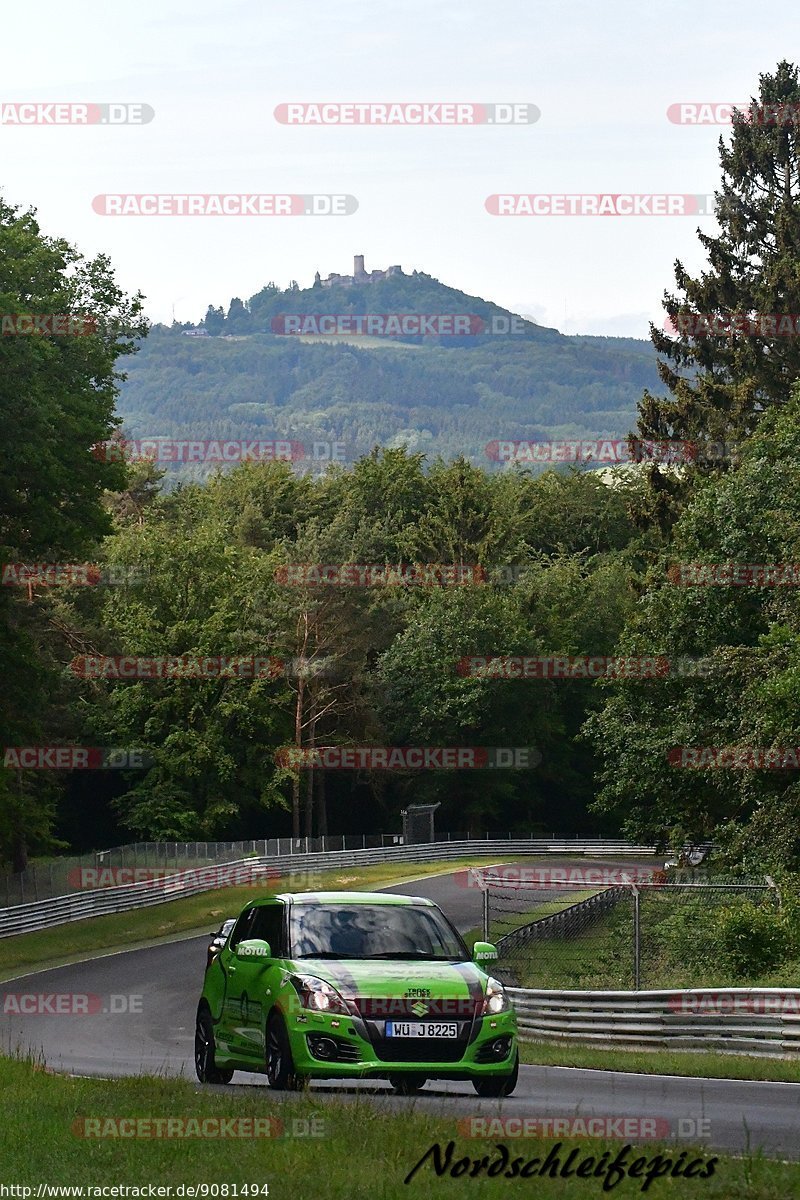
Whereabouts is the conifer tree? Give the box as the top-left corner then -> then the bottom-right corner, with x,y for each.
637,61 -> 800,526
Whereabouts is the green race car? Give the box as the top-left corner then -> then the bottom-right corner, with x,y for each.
195,891 -> 518,1096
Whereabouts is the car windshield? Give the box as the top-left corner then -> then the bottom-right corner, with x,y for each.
290,903 -> 467,961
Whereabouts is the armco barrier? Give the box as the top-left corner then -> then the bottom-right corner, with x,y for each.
0,834 -> 660,907
0,839 -> 658,938
508,987 -> 800,1058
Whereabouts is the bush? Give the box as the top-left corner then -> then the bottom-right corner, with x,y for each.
710,901 -> 791,978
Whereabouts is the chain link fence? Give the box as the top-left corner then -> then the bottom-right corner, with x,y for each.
476,869 -> 778,990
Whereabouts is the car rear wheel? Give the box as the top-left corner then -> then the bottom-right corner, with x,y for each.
266,1012 -> 304,1091
472,1050 -> 519,1097
388,1074 -> 427,1095
195,1009 -> 234,1084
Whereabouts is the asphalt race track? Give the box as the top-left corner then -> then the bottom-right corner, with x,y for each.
3,859 -> 800,1160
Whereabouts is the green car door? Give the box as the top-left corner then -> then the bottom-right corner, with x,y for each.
219,901 -> 286,1061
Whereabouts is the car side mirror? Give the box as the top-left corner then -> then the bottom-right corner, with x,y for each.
472,941 -> 498,964
235,938 -> 272,962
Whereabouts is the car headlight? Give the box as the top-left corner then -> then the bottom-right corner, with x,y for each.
481,977 -> 510,1015
291,974 -> 350,1016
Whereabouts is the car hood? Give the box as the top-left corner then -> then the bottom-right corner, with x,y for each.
286,957 -> 487,1001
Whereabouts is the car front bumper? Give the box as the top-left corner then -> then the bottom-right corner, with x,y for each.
284,1007 -> 518,1079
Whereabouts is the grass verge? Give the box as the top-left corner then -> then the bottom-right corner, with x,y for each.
0,1054 -> 797,1197
463,890 -> 598,949
0,856 -> 515,982
520,1039 -> 800,1084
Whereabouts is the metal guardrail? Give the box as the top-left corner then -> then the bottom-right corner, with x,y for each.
508,987 -> 800,1057
0,833 -> 658,906
0,839 -> 659,939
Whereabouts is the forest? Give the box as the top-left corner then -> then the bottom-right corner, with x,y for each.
4,63 -> 800,888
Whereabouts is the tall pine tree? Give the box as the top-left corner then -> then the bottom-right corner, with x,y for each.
637,61 -> 800,527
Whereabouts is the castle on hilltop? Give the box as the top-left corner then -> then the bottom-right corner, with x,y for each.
315,255 -> 404,289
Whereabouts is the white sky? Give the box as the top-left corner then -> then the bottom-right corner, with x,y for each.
0,0 -> 790,336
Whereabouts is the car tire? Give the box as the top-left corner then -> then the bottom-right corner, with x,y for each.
388,1074 -> 427,1095
472,1050 -> 519,1098
266,1012 -> 304,1091
195,1008 -> 234,1084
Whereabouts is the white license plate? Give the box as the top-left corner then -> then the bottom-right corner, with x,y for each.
385,1021 -> 458,1038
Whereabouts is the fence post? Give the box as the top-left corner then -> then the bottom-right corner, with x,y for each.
482,884 -> 489,943
766,874 -> 781,910
632,884 -> 641,990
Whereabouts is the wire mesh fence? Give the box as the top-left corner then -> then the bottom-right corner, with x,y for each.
475,867 -> 777,990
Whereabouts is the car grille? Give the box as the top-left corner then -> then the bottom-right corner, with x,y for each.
371,1037 -> 466,1063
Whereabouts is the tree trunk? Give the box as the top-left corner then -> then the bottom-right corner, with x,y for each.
292,676 -> 305,840
304,703 -> 317,840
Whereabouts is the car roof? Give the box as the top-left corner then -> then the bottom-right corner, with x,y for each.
248,891 -> 435,907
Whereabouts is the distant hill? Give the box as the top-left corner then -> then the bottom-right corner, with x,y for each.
116,269 -> 660,480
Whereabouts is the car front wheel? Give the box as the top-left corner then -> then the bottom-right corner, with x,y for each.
195,1009 -> 234,1084
265,1012 -> 304,1091
472,1050 -> 519,1098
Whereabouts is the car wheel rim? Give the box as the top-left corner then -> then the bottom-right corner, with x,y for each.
267,1028 -> 282,1083
195,1022 -> 210,1075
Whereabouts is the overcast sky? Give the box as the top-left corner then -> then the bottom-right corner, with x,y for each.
0,1 -> 789,337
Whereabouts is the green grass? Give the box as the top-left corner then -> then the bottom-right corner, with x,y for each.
1,1054 -> 798,1197
519,1040 -> 800,1083
463,890 -> 599,949
0,856 -> 516,981
501,909 -> 633,989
